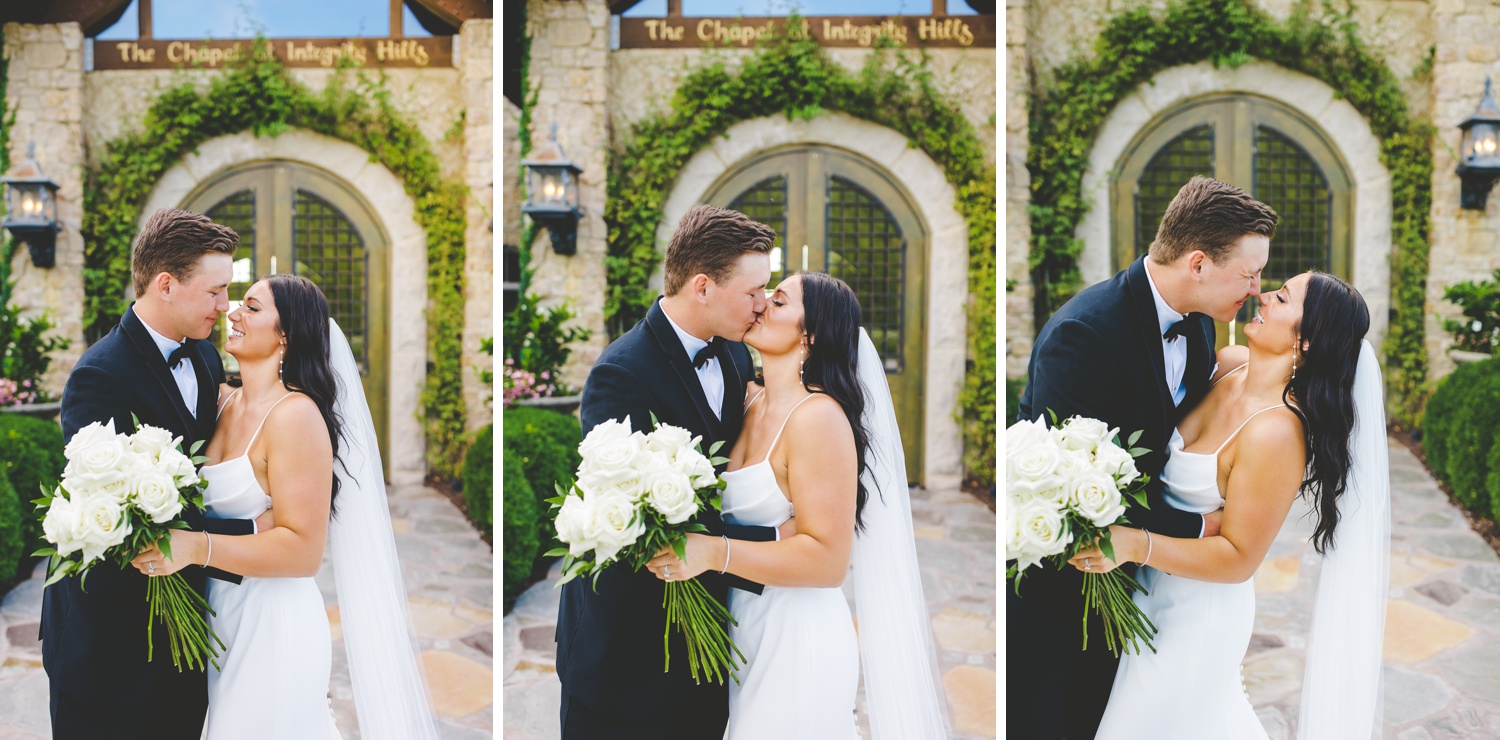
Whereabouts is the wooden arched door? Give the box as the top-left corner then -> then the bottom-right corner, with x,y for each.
705,145 -> 928,481
183,161 -> 390,474
1113,94 -> 1353,346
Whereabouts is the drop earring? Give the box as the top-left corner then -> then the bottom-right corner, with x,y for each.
278,345 -> 285,381
798,340 -> 808,384
1291,339 -> 1298,380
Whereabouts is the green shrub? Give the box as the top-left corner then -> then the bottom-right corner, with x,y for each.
1005,376 -> 1027,428
1422,358 -> 1500,514
0,415 -> 64,552
1442,270 -> 1500,354
501,406 -> 582,554
0,472 -> 20,583
461,424 -> 493,536
501,451 -> 539,612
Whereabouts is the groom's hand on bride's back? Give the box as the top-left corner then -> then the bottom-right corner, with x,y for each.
1202,509 -> 1224,538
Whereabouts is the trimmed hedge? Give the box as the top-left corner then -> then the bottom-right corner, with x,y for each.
0,473 -> 19,585
0,415 -> 65,558
461,424 -> 493,536
501,451 -> 538,612
1422,358 -> 1500,516
501,406 -> 582,544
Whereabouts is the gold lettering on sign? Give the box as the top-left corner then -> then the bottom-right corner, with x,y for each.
166,41 -> 243,67
696,18 -> 771,46
115,42 -> 157,63
917,18 -> 974,46
644,19 -> 686,41
821,18 -> 907,47
376,39 -> 429,66
286,40 -> 369,67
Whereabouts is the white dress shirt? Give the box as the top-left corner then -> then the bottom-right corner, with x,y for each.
1142,258 -> 1188,408
660,304 -> 724,420
140,318 -> 199,418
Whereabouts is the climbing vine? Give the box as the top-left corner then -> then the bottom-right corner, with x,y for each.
82,39 -> 471,476
606,23 -> 997,483
1028,0 -> 1434,427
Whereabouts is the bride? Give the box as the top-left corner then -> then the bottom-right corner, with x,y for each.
1068,271 -> 1389,739
645,272 -> 950,739
130,274 -> 438,739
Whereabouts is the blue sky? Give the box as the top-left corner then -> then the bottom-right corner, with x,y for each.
623,0 -> 979,15
97,0 -> 433,40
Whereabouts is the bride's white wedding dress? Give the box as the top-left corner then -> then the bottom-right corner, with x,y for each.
202,391 -> 341,739
1096,376 -> 1281,740
721,391 -> 860,740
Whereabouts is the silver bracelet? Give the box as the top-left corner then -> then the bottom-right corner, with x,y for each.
1143,529 -> 1153,566
720,535 -> 731,574
204,531 -> 213,568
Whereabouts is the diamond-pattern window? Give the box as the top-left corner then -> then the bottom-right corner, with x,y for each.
293,189 -> 369,372
827,175 -> 905,372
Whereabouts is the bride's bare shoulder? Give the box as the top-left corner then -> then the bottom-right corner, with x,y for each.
1212,345 -> 1250,383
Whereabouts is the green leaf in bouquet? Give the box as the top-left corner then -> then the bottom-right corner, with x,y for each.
710,455 -> 729,466
32,547 -> 56,558
1128,430 -> 1143,447
650,411 -> 661,427
189,439 -> 205,455
709,495 -> 722,510
1047,408 -> 1060,426
160,537 -> 174,560
1099,534 -> 1117,564
544,495 -> 568,507
672,537 -> 688,561
1128,489 -> 1150,508
685,523 -> 710,534
43,559 -> 77,588
708,440 -> 725,456
31,494 -> 53,508
543,547 -> 569,558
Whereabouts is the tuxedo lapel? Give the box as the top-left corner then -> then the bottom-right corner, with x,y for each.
644,300 -> 719,447
121,308 -> 196,438
1125,260 -> 1175,435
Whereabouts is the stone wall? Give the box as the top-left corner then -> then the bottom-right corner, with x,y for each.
1007,0 -> 1442,377
3,23 -> 86,396
1424,0 -> 1500,380
460,19 -> 494,431
524,0 -> 611,392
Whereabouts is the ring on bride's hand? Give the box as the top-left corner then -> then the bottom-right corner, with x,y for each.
664,565 -> 671,580
148,561 -> 155,574
1084,557 -> 1091,571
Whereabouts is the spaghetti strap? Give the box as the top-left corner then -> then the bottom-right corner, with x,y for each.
1213,404 -> 1287,456
1211,363 -> 1249,388
762,393 -> 819,464
216,388 -> 242,420
745,388 -> 766,412
242,392 -> 297,455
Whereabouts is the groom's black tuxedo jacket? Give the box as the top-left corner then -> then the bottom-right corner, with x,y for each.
42,305 -> 252,737
556,298 -> 778,738
1011,258 -> 1215,739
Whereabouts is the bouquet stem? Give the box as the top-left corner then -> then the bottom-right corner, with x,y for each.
145,574 -> 225,672
1080,570 -> 1158,657
661,580 -> 745,685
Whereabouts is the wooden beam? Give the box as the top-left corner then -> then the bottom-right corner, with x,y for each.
391,0 -> 404,37
138,0 -> 152,39
666,0 -> 682,17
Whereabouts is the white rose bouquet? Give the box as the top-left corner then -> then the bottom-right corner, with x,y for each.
32,417 -> 224,672
547,415 -> 743,685
1005,413 -> 1158,656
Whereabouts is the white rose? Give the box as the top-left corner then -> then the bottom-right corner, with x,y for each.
77,493 -> 132,565
1005,418 -> 1049,458
1009,437 -> 1061,484
63,469 -> 130,504
1058,417 -> 1116,453
162,449 -> 200,488
1055,449 -> 1094,481
578,418 -> 634,459
127,425 -> 177,459
1003,503 -> 1031,566
553,494 -> 597,557
1017,499 -> 1072,560
42,497 -> 85,557
1070,472 -> 1128,527
644,467 -> 699,524
579,455 -> 650,501
673,449 -> 718,490
577,430 -> 646,486
63,420 -> 128,478
1092,442 -> 1139,483
646,424 -> 698,458
132,467 -> 183,524
585,490 -> 646,565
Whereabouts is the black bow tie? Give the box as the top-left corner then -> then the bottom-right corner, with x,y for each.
1163,317 -> 1192,342
692,337 -> 725,369
167,341 -> 197,369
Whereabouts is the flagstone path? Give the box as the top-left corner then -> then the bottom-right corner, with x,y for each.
501,485 -> 998,739
1248,438 -> 1500,737
0,484 -> 493,739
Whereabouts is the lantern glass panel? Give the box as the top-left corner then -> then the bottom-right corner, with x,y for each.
41,187 -> 56,222
1476,122 -> 1499,159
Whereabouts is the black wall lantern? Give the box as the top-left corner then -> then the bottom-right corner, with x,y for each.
521,124 -> 584,255
1,143 -> 61,268
1458,77 -> 1500,211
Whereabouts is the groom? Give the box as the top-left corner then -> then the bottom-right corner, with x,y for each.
1010,176 -> 1278,738
43,209 -> 263,739
556,203 -> 789,739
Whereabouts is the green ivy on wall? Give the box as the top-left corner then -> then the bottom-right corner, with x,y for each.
1027,0 -> 1434,428
81,40 -> 472,476
605,25 -> 997,484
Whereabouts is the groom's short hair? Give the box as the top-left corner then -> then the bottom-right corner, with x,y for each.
131,209 -> 240,297
1149,176 -> 1278,265
663,204 -> 776,296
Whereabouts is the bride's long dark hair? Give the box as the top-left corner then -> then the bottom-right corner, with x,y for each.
1284,271 -> 1369,554
796,272 -> 875,532
267,274 -> 345,514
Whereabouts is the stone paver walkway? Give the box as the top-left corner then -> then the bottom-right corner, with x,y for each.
502,485 -> 997,738
1248,438 -> 1500,737
0,484 -> 493,739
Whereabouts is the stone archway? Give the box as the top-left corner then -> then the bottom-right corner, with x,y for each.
141,130 -> 430,485
658,113 -> 969,490
1077,61 -> 1394,347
